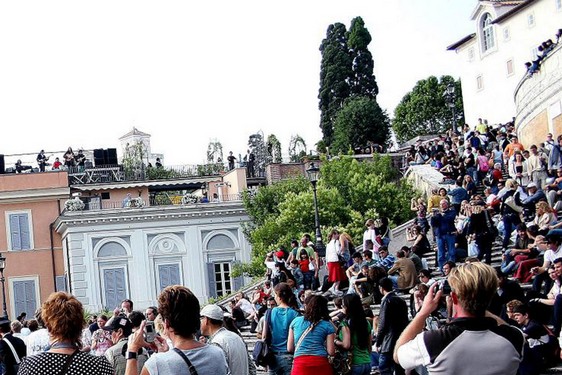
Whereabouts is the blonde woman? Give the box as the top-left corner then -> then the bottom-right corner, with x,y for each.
533,201 -> 556,235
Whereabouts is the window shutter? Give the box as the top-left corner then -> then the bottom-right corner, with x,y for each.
158,264 -> 181,291
207,263 -> 217,298
169,264 -> 180,286
104,268 -> 127,310
13,280 -> 36,317
13,281 -> 25,317
158,265 -> 171,291
9,214 -> 22,250
232,262 -> 243,291
24,281 -> 37,316
56,275 -> 67,292
19,215 -> 31,250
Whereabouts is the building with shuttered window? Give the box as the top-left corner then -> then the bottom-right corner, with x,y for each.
0,165 -> 253,315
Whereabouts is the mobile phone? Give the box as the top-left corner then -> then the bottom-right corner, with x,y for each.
144,321 -> 156,343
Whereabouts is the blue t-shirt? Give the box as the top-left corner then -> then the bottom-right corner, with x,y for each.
270,307 -> 300,352
290,317 -> 336,357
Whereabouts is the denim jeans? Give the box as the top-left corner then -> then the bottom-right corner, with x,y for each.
268,353 -> 293,375
502,214 -> 520,249
436,233 -> 456,270
351,363 -> 371,375
378,352 -> 404,375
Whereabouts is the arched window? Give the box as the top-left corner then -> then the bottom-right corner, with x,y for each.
481,13 -> 495,52
206,234 -> 235,250
98,241 -> 127,257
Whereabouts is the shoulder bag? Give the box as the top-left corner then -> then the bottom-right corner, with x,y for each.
294,321 -> 317,353
329,322 -> 352,375
174,348 -> 199,375
252,308 -> 274,367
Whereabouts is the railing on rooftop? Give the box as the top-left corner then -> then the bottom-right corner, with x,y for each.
66,162 -> 227,185
64,193 -> 243,212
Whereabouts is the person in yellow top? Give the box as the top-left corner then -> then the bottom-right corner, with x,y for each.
428,189 -> 442,211
475,118 -> 487,134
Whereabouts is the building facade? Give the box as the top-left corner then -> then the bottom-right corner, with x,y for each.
54,201 -> 251,312
0,172 -> 68,319
0,163 -> 253,316
447,0 -> 562,127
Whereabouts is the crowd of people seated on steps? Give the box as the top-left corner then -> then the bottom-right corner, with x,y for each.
243,119 -> 562,373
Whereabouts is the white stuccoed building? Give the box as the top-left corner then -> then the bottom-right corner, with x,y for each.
447,0 -> 562,127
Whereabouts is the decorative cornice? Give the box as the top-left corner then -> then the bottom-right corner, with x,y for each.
0,187 -> 70,203
54,203 -> 249,232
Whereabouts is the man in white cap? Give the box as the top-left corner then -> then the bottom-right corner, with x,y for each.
200,304 -> 249,375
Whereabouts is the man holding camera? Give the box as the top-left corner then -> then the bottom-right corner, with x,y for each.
394,263 -> 524,374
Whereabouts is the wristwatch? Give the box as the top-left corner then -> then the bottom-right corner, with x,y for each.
126,351 -> 138,360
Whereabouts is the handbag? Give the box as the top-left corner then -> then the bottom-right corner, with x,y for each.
329,323 -> 352,375
484,210 -> 499,238
252,309 -> 274,367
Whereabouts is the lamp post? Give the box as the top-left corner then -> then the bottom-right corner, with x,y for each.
305,162 -> 326,257
0,253 -> 8,319
444,83 -> 457,135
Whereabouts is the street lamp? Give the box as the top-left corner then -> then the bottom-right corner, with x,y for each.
0,253 -> 8,319
444,83 -> 457,135
305,162 -> 326,257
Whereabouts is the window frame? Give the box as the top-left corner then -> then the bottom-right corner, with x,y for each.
506,59 -> 514,76
476,75 -> 484,91
481,13 -> 496,53
5,210 -> 34,251
527,12 -> 535,27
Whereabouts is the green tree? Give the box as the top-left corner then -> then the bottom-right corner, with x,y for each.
319,17 -> 385,150
347,16 -> 378,98
392,75 -> 464,142
331,97 -> 390,154
318,23 -> 352,145
238,156 -> 415,277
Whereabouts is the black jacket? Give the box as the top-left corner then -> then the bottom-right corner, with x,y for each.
376,291 -> 409,353
0,333 -> 26,375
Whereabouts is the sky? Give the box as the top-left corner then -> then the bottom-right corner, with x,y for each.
0,0 -> 476,166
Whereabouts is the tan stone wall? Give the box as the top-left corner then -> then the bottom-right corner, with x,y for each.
553,114 -> 562,136
518,110 -> 549,147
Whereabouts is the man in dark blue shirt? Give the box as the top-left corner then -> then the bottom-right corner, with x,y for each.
430,199 -> 457,272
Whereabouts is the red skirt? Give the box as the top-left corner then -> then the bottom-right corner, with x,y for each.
291,355 -> 333,375
327,262 -> 347,282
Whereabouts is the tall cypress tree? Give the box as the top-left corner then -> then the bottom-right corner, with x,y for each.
318,18 -> 386,149
347,17 -> 378,99
318,23 -> 352,146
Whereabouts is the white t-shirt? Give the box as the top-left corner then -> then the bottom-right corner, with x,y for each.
25,328 -> 50,356
544,246 -> 562,264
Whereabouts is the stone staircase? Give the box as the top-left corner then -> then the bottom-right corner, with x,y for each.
235,236 -> 562,374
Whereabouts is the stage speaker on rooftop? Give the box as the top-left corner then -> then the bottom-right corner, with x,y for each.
105,148 -> 118,165
0,154 -> 4,174
94,149 -> 104,166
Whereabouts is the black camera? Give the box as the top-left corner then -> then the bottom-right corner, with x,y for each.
435,279 -> 451,295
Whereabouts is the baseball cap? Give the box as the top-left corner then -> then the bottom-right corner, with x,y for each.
200,304 -> 225,321
275,250 -> 285,259
102,316 -> 133,333
526,182 -> 537,189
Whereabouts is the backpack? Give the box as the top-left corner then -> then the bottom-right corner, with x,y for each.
478,156 -> 489,172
